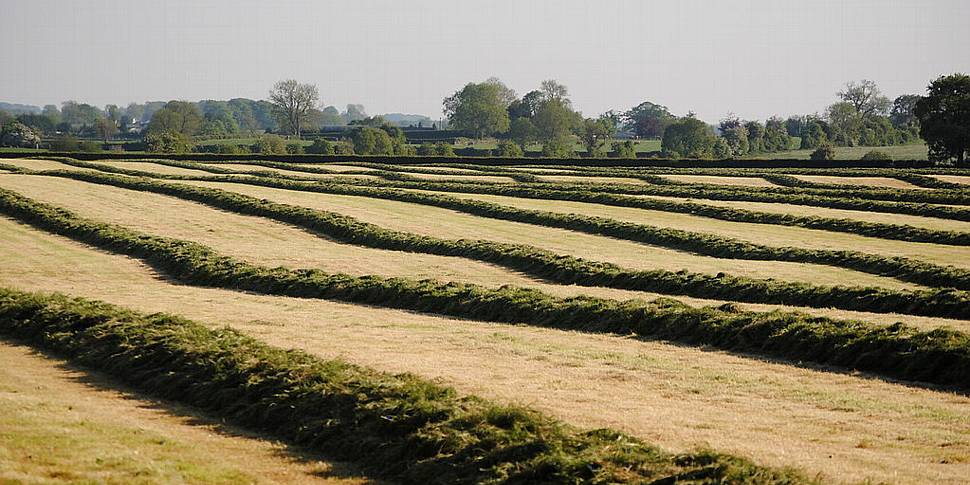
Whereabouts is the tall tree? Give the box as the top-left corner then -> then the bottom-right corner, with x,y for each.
95,118 -> 118,142
890,94 -> 922,129
268,79 -> 320,138
838,80 -> 890,120
147,101 -> 203,136
915,73 -> 970,165
533,98 -> 581,157
579,115 -> 616,157
539,79 -> 570,106
662,117 -> 715,159
442,79 -> 512,138
623,101 -> 674,139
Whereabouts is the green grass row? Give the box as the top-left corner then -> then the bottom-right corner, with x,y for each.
131,171 -> 970,291
20,158 -> 970,289
12,170 -> 970,320
1,188 -> 968,390
0,288 -> 813,484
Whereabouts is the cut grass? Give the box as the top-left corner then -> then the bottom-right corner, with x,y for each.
98,160 -> 218,177
1,157 -> 101,172
1,288 -> 818,484
7,174 -> 961,323
208,163 -> 384,181
930,175 -> 970,186
790,175 -> 925,190
405,189 -> 970,270
173,179 -> 926,291
637,194 -> 970,232
0,342 -> 364,484
536,175 -> 650,185
1,222 -> 968,484
657,175 -> 780,187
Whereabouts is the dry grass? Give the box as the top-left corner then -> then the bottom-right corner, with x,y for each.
175,180 -> 927,291
388,165 -> 475,173
536,175 -> 648,184
635,194 -> 970,233
507,167 -> 580,174
98,161 -> 217,177
929,175 -> 970,186
0,342 -> 366,484
2,220 -> 968,485
659,174 -> 779,187
0,158 -> 100,172
2,175 -> 950,328
406,189 -> 970,269
314,164 -> 378,172
791,175 -> 925,189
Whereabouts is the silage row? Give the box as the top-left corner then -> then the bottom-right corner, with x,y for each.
0,288 -> 814,484
1,187 -> 969,389
16,169 -> 970,319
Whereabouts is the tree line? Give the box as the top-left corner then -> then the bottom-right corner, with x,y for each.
1,73 -> 967,163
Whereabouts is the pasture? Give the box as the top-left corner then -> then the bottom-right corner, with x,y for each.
1,155 -> 969,484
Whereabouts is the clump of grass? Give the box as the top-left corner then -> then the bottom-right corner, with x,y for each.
0,287 -> 813,484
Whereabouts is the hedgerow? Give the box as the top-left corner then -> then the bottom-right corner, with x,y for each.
0,288 -> 815,483
5,174 -> 969,320
2,191 -> 969,389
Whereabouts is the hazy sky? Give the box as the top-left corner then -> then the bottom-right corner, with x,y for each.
2,0 -> 968,122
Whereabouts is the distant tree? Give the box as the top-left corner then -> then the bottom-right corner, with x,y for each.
434,142 -> 456,157
253,134 -> 287,154
319,106 -> 344,126
799,119 -> 828,149
826,101 -> 863,146
890,94 -> 921,130
494,140 -> 524,157
533,98 -> 580,157
712,137 -> 732,159
784,116 -> 805,138
718,115 -> 749,155
344,104 -> 367,123
268,79 -> 320,138
443,79 -> 512,138
860,150 -> 892,161
147,101 -> 203,136
810,144 -> 836,161
539,79 -> 570,106
579,115 -> 616,157
507,90 -> 544,119
623,102 -> 675,139
661,117 -> 715,159
60,101 -> 102,130
95,118 -> 118,142
763,116 -> 792,152
347,126 -> 396,155
0,122 -> 41,148
17,113 -> 56,135
306,138 -> 335,155
915,73 -> 970,165
838,80 -> 890,120
49,134 -> 81,152
611,140 -> 637,159
509,117 -> 537,149
42,105 -> 61,125
104,104 -> 121,123
144,131 -> 192,153
744,120 -> 767,153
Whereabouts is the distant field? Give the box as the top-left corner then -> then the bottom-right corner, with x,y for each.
1,156 -> 968,484
745,143 -> 930,160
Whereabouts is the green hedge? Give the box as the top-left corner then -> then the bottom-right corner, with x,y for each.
2,190 -> 969,389
0,288 -> 815,483
8,172 -> 970,320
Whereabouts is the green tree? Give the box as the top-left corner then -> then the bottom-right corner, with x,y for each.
611,140 -> 637,159
443,79 -> 512,138
147,101 -> 203,136
799,119 -> 828,149
494,140 -> 524,157
718,115 -> 749,156
712,138 -> 731,159
861,150 -> 892,161
579,115 -> 616,157
661,117 -> 715,159
838,80 -> 890,120
623,101 -> 674,139
144,131 -> 192,153
95,118 -> 118,143
254,134 -> 287,154
810,144 -> 836,161
915,73 -> 970,165
307,138 -> 335,155
509,117 -> 537,150
890,94 -> 921,130
268,79 -> 320,138
533,98 -> 580,157
826,101 -> 863,146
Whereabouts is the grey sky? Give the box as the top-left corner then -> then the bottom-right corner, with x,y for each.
2,0 -> 968,122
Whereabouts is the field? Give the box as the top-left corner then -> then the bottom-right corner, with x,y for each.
1,155 -> 969,484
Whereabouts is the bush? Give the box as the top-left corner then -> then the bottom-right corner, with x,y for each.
494,140 -> 523,158
810,144 -> 836,161
144,131 -> 192,153
49,134 -> 81,152
306,138 -> 335,155
611,140 -> 637,159
860,150 -> 892,161
286,142 -> 305,155
78,141 -> 102,152
416,143 -> 436,156
333,141 -> 354,155
253,135 -> 287,155
434,142 -> 455,157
